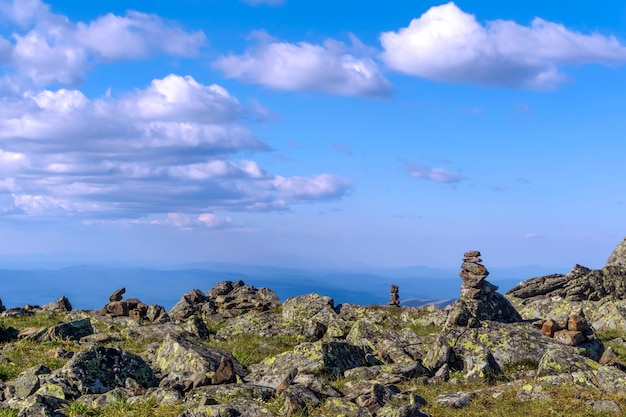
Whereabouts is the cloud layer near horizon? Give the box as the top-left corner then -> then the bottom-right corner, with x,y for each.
0,74 -> 355,222
0,1 -> 355,226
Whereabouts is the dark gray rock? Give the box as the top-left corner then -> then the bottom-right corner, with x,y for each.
48,318 -> 93,341
109,288 -> 125,302
247,341 -> 370,388
61,346 -> 156,394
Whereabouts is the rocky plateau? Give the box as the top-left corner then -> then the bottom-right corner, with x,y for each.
1,238 -> 626,416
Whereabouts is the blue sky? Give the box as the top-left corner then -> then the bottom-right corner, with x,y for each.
0,0 -> 625,269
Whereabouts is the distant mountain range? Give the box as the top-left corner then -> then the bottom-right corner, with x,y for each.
0,262 -> 566,311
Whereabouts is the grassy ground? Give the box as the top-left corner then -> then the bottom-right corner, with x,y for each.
2,312 -> 626,416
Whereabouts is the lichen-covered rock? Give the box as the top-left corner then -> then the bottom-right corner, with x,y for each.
61,346 -> 156,394
463,351 -> 504,382
247,341 -> 370,388
48,318 -> 93,341
322,397 -> 373,417
435,391 -> 474,408
181,398 -> 277,417
214,310 -> 287,340
507,263 -> 626,303
11,365 -> 49,399
41,296 -> 72,313
346,316 -> 422,365
425,321 -> 598,375
445,292 -> 521,327
283,293 -> 335,323
153,333 -> 247,381
207,280 -> 281,317
145,304 -> 170,323
170,289 -> 210,321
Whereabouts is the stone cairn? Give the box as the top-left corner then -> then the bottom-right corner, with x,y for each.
446,250 -> 522,327
459,250 -> 497,300
388,284 -> 400,307
538,312 -> 595,347
100,287 -> 148,321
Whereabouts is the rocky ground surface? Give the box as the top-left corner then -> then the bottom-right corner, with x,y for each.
0,241 -> 626,416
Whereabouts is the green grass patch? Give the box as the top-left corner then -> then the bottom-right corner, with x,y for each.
0,312 -> 66,331
62,397 -> 185,417
0,338 -> 77,380
209,333 -> 300,367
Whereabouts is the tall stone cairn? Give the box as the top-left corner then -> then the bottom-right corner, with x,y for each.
459,250 -> 495,300
445,250 -> 522,327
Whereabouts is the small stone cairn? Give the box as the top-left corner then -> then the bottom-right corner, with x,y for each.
100,288 -> 148,321
538,312 -> 595,347
446,250 -> 522,327
388,284 -> 400,307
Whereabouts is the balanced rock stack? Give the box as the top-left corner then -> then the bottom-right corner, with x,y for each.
446,250 -> 522,327
100,287 -> 149,321
459,250 -> 496,300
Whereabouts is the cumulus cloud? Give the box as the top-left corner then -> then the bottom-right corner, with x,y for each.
0,75 -> 355,221
75,11 -> 205,60
273,174 -> 355,200
404,162 -> 464,183
213,31 -> 391,97
380,2 -> 626,89
0,0 -> 205,88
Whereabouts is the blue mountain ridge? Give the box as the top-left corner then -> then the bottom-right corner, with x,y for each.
0,264 -> 564,311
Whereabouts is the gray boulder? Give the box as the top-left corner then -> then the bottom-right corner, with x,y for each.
61,346 -> 157,394
152,333 -> 247,382
247,341 -> 370,388
41,296 -> 72,313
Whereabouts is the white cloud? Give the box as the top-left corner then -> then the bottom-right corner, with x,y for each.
0,0 -> 49,27
380,2 -> 626,89
149,212 -> 235,230
198,213 -> 233,228
0,0 -> 205,88
524,232 -> 545,239
273,174 -> 355,200
404,162 -> 464,183
213,32 -> 392,97
75,11 -> 205,60
0,75 -> 355,220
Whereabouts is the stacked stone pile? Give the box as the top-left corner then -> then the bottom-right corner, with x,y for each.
446,250 -> 522,327
459,251 -> 498,300
537,313 -> 595,347
100,288 -> 168,322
